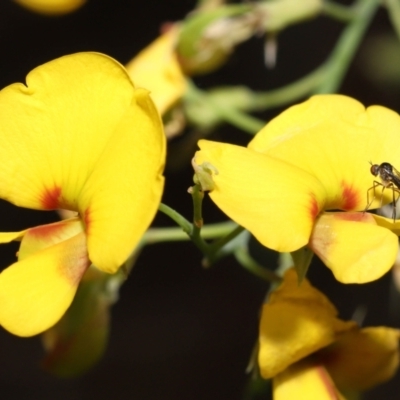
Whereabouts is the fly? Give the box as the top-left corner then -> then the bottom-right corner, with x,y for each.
365,162 -> 400,221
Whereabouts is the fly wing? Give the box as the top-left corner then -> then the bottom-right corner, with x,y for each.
391,165 -> 400,189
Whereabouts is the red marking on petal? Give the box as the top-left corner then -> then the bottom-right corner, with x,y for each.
309,196 -> 320,221
41,186 -> 62,210
28,223 -> 65,238
331,211 -> 375,223
341,182 -> 358,211
83,208 -> 91,233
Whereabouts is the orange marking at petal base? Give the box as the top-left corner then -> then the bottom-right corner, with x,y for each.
341,182 -> 358,211
309,196 -> 320,220
28,221 -> 67,238
41,186 -> 62,209
83,208 -> 91,233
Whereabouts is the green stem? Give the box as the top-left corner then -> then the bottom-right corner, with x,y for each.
191,184 -> 210,253
234,246 -> 282,283
207,225 -> 245,254
322,1 -> 356,22
186,82 -> 265,134
158,203 -> 192,235
315,0 -> 380,94
385,0 -> 400,40
191,184 -> 204,229
143,220 -> 238,244
250,64 -> 327,110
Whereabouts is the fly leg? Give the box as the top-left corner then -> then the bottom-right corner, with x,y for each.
364,180 -> 384,214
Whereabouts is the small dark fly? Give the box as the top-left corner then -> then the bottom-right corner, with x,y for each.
365,162 -> 400,221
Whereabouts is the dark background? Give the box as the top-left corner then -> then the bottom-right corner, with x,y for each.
0,0 -> 400,399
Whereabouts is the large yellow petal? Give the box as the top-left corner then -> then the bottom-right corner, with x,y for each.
195,140 -> 327,252
274,361 -> 345,400
14,0 -> 86,15
322,327 -> 400,391
0,53 -> 139,211
258,269 -> 356,378
310,212 -> 398,283
0,232 -> 89,337
78,88 -> 165,273
249,95 -> 400,212
125,26 -> 186,115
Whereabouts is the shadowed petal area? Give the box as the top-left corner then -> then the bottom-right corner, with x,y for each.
259,269 -> 356,378
310,212 -> 398,283
274,361 -> 345,400
322,327 -> 400,391
195,140 -> 326,252
248,95 -> 400,211
79,88 -> 165,273
0,232 -> 89,337
0,53 -> 139,211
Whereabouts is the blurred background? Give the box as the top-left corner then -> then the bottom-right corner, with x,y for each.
0,0 -> 400,399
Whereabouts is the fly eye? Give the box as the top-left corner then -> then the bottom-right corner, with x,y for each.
370,164 -> 380,176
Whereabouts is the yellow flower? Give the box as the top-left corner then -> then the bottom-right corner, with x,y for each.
13,0 -> 86,15
194,95 -> 400,283
125,25 -> 187,116
0,52 -> 165,337
259,269 -> 400,399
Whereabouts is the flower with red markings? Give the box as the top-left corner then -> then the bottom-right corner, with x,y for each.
194,95 -> 400,283
0,53 -> 165,336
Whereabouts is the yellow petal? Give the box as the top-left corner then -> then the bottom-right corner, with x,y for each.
0,53 -> 165,273
79,87 -> 165,273
125,26 -> 186,115
14,0 -> 86,15
373,214 -> 400,235
0,232 -> 89,336
195,140 -> 327,252
0,53 -> 138,210
274,361 -> 345,400
0,231 -> 26,243
249,94 -> 400,212
322,327 -> 400,391
310,212 -> 398,283
258,269 -> 356,378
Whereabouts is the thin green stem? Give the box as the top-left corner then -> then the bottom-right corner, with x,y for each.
208,225 -> 245,254
322,1 -> 356,22
191,184 -> 210,253
158,203 -> 192,235
250,64 -> 327,110
186,82 -> 265,134
216,107 -> 265,134
234,246 -> 282,283
191,184 -> 204,229
315,0 -> 380,94
143,221 -> 238,244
